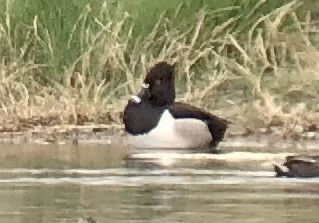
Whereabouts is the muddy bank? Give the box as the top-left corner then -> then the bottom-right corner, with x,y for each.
0,124 -> 124,145
0,124 -> 318,152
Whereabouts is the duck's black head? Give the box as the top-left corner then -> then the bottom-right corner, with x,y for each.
133,62 -> 175,107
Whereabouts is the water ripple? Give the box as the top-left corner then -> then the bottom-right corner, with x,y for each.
0,168 -> 318,186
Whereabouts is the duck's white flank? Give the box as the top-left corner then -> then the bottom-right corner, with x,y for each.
127,110 -> 212,149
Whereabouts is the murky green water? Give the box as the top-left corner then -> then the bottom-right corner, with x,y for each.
0,144 -> 318,223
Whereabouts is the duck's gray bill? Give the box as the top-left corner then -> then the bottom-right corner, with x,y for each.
130,83 -> 150,104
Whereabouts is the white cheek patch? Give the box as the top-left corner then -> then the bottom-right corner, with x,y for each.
130,95 -> 141,103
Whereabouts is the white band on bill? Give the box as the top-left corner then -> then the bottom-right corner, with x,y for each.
141,83 -> 150,88
130,95 -> 141,103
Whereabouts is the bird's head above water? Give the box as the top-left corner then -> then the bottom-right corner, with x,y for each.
131,61 -> 175,106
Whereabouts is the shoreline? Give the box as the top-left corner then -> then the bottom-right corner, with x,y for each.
0,124 -> 318,153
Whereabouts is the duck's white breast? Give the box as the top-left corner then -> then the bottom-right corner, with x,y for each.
127,110 -> 212,149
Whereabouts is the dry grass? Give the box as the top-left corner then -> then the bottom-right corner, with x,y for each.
0,1 -> 318,138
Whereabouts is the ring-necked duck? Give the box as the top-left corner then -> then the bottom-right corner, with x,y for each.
274,155 -> 319,178
123,62 -> 229,153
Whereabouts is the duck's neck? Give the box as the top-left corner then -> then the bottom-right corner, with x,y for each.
149,85 -> 175,106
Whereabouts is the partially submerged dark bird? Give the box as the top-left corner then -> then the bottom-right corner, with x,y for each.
123,61 -> 229,153
274,155 -> 319,178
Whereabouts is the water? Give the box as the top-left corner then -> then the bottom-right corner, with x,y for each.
0,144 -> 318,223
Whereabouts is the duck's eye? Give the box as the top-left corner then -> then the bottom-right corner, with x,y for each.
155,79 -> 162,85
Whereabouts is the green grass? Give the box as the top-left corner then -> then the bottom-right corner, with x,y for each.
0,0 -> 318,137
0,0 -> 295,77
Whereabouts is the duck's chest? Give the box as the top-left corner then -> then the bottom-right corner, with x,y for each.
123,102 -> 165,135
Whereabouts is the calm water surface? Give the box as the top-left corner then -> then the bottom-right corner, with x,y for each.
0,144 -> 318,223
